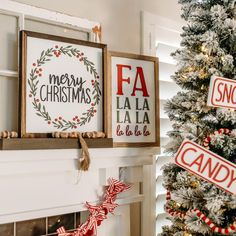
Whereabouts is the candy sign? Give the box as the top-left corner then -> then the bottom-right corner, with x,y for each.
175,140 -> 236,195
207,76 -> 236,110
108,52 -> 160,147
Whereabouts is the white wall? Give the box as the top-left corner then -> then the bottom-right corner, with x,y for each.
13,0 -> 184,53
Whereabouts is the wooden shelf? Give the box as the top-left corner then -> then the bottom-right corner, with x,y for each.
0,138 -> 113,150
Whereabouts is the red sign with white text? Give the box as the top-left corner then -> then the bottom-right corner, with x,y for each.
207,76 -> 236,110
175,140 -> 236,195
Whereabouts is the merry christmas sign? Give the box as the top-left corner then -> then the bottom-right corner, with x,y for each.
109,51 -> 160,147
20,31 -> 107,137
207,76 -> 236,110
175,139 -> 236,195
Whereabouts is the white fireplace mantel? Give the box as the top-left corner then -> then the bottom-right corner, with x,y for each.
0,147 -> 158,236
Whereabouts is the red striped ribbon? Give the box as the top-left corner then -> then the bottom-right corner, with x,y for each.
57,178 -> 130,236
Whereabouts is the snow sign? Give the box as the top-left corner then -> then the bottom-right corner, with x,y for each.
207,76 -> 236,110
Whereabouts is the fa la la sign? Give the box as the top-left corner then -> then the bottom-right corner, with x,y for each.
207,76 -> 236,110
175,140 -> 236,195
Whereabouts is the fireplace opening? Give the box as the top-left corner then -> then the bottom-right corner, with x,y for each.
0,211 -> 89,236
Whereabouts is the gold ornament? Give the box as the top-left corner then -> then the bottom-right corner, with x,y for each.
184,232 -> 192,236
191,116 -> 198,122
181,74 -> 188,82
176,202 -> 181,208
173,202 -> 182,210
190,181 -> 199,188
201,45 -> 208,53
198,69 -> 208,79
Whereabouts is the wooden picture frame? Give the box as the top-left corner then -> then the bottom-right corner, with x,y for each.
107,51 -> 160,147
19,30 -> 108,138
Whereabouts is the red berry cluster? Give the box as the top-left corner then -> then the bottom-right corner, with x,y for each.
54,51 -> 61,57
77,52 -> 84,61
54,45 -> 61,57
72,115 -> 80,123
32,63 -> 43,76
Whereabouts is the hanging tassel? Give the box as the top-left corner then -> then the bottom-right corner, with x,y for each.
78,132 -> 90,171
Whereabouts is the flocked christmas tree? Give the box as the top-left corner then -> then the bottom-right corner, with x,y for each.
159,0 -> 236,235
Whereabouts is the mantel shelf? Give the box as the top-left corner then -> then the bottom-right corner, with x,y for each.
0,138 -> 113,150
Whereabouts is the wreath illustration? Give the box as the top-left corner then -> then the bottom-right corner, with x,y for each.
28,45 -> 101,131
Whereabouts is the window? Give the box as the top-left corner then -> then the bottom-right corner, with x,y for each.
141,11 -> 182,234
0,0 -> 100,131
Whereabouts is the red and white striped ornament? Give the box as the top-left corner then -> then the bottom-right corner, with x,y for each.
203,128 -> 231,149
166,191 -> 236,235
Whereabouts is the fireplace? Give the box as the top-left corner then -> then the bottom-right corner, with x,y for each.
0,211 -> 88,236
0,147 -> 157,236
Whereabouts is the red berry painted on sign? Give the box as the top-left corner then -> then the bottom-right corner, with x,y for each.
36,70 -> 39,74
59,117 -> 62,120
39,74 -> 42,77
81,52 -> 84,56
96,75 -> 99,79
77,119 -> 80,122
33,63 -> 36,66
39,68 -> 42,72
75,116 -> 78,119
48,121 -> 51,125
94,110 -> 97,113
55,118 -> 58,122
91,103 -> 94,106
29,94 -> 32,98
55,45 -> 58,48
54,51 -> 57,55
73,118 -> 76,121
74,126 -> 77,129
36,99 -> 39,102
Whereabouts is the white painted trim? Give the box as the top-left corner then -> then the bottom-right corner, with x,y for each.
141,11 -> 156,56
0,69 -> 18,77
142,155 -> 156,236
0,0 -> 101,42
141,11 -> 183,56
0,195 -> 144,224
1,0 -> 99,30
0,148 -> 159,176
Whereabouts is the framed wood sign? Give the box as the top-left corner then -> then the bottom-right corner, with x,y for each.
108,51 -> 160,147
20,31 -> 107,137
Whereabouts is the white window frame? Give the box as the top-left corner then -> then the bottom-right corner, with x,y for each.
0,0 -> 101,78
141,11 -> 182,235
